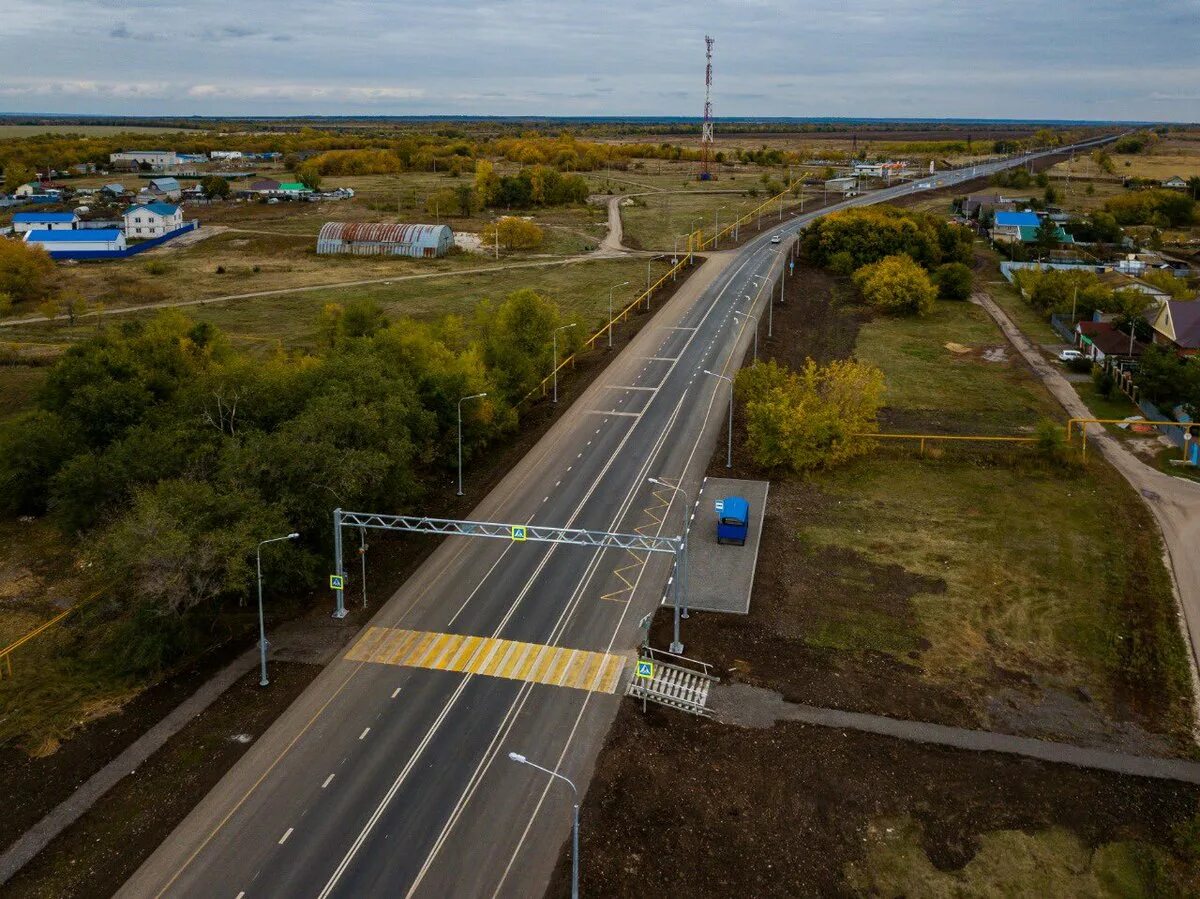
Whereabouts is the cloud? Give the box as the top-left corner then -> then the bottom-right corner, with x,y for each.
0,1 -> 1195,119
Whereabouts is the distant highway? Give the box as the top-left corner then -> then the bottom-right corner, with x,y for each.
120,134 -> 1115,899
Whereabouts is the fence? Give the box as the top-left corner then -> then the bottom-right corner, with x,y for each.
692,177 -> 808,252
44,221 -> 199,260
521,251 -> 697,404
1049,313 -> 1079,343
0,594 -> 97,679
1138,398 -> 1187,448
859,432 -> 1037,456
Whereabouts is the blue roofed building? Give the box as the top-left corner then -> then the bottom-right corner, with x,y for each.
998,207 -> 1046,242
123,202 -> 183,238
12,211 -> 78,234
24,229 -> 126,254
148,177 -> 181,200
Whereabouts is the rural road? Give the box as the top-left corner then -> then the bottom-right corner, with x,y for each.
118,138 -> 1116,899
975,291 -> 1200,703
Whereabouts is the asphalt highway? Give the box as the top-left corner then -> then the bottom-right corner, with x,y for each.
119,136 -> 1114,899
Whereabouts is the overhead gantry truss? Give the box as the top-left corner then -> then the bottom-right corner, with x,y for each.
330,508 -> 681,617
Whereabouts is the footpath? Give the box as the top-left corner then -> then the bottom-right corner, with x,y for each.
712,684 -> 1200,785
0,617 -> 353,886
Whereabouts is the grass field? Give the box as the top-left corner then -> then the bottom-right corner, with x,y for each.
0,366 -> 47,422
617,188 -> 815,250
847,818 -> 1196,897
5,257 -> 675,355
855,296 -> 1060,432
0,125 -> 189,138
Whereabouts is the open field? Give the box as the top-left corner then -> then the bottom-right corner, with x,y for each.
4,257 -> 674,354
0,125 -> 189,138
618,188 -> 815,251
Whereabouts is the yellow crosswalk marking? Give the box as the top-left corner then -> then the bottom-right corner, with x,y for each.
345,627 -> 627,695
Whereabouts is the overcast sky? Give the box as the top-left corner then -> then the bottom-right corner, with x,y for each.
1,0 -> 1197,122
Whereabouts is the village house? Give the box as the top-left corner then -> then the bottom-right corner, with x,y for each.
123,202 -> 184,239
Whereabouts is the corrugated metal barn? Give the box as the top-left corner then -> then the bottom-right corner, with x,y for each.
316,222 -> 454,258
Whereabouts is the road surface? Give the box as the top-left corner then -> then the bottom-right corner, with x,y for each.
119,137 -> 1115,899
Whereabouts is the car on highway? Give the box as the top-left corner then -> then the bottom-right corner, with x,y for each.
770,235 -> 781,244
1058,349 -> 1086,362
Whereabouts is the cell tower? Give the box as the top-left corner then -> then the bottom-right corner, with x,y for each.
699,35 -> 716,181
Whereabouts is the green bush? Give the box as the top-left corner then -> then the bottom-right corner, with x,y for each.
933,262 -> 973,301
1093,365 -> 1115,398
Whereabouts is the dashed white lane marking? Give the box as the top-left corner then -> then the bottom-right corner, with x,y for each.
359,727 -> 370,741
543,496 -> 549,503
323,773 -> 336,789
567,465 -> 573,472
236,892 -> 246,899
391,687 -> 401,699
577,452 -> 582,459
279,828 -> 294,845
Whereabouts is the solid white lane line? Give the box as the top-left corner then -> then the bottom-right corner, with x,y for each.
359,727 -> 370,741
279,828 -> 293,845
391,687 -> 401,699
322,773 -> 335,789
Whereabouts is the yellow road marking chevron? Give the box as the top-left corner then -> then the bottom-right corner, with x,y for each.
346,627 -> 627,695
600,486 -> 673,602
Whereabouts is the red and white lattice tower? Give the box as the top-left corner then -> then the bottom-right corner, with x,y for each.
699,35 -> 715,181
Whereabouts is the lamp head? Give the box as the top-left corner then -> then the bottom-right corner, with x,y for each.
508,752 -> 527,764
287,532 -> 300,539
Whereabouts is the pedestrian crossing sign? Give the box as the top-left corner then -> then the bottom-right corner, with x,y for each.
635,660 -> 654,679
329,574 -> 345,590
511,526 -> 527,542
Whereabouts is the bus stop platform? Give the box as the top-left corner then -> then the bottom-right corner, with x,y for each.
676,477 -> 769,615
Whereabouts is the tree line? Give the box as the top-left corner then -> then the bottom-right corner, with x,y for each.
0,290 -> 577,675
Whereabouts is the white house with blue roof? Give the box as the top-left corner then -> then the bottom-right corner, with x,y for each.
123,202 -> 183,238
24,229 -> 126,254
12,211 -> 78,234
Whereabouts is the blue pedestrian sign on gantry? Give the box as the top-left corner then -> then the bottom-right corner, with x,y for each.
635,660 -> 654,679
511,525 -> 527,542
329,574 -> 345,590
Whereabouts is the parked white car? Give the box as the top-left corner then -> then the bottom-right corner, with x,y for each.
1058,349 -> 1085,362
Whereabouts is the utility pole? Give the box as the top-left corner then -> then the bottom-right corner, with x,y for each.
704,370 -> 734,468
734,310 -> 759,362
552,323 -> 576,404
649,477 -> 691,648
457,392 -> 487,496
507,753 -> 580,899
255,532 -> 299,687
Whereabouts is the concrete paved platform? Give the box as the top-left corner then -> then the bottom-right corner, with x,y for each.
684,477 -> 769,614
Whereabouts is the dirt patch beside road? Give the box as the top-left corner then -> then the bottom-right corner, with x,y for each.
548,708 -> 1200,897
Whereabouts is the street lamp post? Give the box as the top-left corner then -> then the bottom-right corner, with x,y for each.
507,752 -> 580,899
552,323 -> 576,404
256,532 -> 299,687
734,310 -> 759,362
714,206 -> 724,248
608,280 -> 630,348
704,370 -> 734,469
457,392 -> 488,496
691,217 -> 701,250
649,477 -> 691,650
